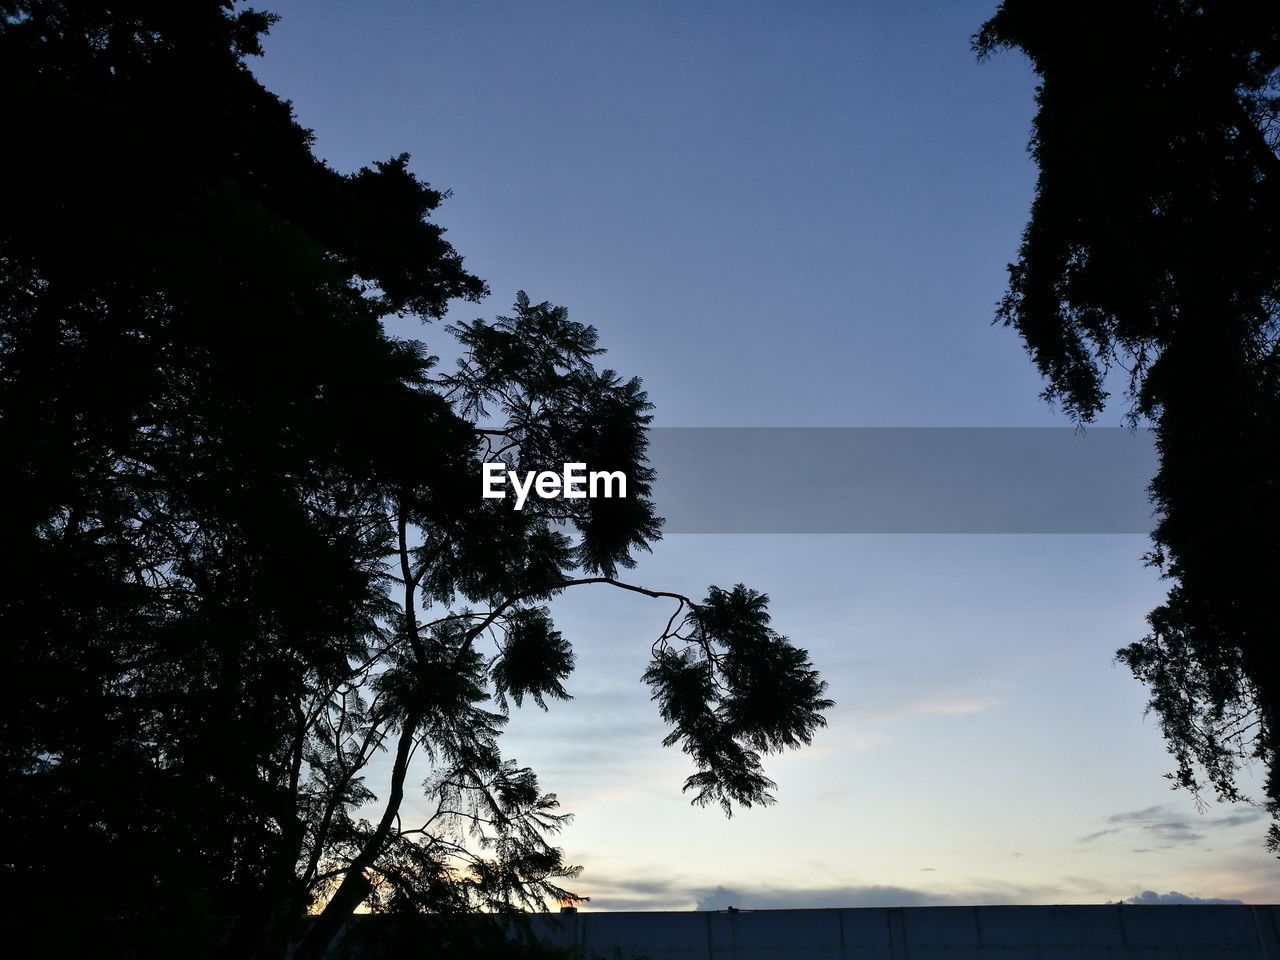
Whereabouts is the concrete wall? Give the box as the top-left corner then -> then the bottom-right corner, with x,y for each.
527,905 -> 1280,959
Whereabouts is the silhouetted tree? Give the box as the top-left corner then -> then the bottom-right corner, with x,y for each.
976,1 -> 1279,850
283,296 -> 832,960
0,3 -> 831,957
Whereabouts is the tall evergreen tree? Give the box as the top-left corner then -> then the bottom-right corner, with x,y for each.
976,0 -> 1280,850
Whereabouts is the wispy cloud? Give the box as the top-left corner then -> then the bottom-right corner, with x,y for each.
1115,810 -> 1202,844
1211,809 -> 1269,829
573,876 -> 696,912
912,696 -> 998,717
839,692 -> 999,726
1078,803 -> 1267,848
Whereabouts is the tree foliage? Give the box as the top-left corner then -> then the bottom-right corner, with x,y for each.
0,3 -> 831,957
976,0 -> 1280,849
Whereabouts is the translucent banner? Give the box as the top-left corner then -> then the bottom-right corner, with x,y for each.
646,428 -> 1158,533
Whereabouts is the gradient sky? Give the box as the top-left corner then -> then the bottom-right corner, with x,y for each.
250,0 -> 1279,908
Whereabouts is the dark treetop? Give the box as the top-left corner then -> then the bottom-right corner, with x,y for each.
977,0 -> 1280,852
0,3 -> 831,958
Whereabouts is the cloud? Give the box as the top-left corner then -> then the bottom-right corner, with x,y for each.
569,878 -> 1262,912
578,876 -> 984,913
1210,808 -> 1268,829
1106,805 -> 1202,843
843,693 -> 998,726
1074,805 -> 1204,846
576,877 -> 697,912
690,880 -> 1078,912
1086,803 -> 1267,848
1125,890 -> 1243,905
1109,805 -> 1166,822
576,872 -> 1144,913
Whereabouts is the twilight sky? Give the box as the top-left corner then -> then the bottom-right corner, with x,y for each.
251,0 -> 1279,908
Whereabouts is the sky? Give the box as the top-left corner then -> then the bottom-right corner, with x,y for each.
250,1 -> 1279,909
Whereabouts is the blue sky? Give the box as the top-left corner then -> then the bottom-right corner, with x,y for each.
251,1 -> 1279,907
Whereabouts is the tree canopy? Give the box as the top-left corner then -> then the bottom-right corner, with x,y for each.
0,3 -> 831,957
976,0 -> 1279,850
